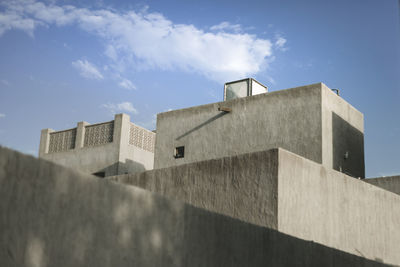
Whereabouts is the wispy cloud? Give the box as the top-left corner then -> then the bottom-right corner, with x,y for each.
210,21 -> 242,33
274,35 -> 287,51
137,114 -> 157,130
102,102 -> 138,115
118,78 -> 136,90
72,59 -> 103,80
0,113 -> 5,118
0,0 -> 276,83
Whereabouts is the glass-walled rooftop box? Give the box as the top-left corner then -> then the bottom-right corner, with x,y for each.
224,78 -> 268,101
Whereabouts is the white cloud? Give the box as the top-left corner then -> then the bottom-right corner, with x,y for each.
210,21 -> 242,33
0,0 -> 277,82
102,102 -> 138,115
0,113 -> 5,118
118,78 -> 136,90
274,35 -> 287,51
72,59 -> 103,80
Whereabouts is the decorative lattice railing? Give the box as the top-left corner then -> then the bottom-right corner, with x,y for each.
84,121 -> 114,147
49,128 -> 77,153
129,123 -> 155,152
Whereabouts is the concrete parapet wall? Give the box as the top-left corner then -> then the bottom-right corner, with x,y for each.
277,149 -> 400,265
111,149 -> 279,229
364,176 -> 400,195
0,146 -> 389,267
111,148 -> 399,266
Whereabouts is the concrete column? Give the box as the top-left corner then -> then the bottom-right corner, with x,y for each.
75,121 -> 89,149
114,114 -> 131,173
39,128 -> 54,157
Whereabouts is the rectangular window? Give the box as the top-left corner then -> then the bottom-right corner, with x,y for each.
174,146 -> 185,158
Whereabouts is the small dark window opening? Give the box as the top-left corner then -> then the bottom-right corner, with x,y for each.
93,171 -> 105,178
174,146 -> 185,158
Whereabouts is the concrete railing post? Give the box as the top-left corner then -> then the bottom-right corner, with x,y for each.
75,121 -> 89,149
39,128 -> 54,157
114,114 -> 131,172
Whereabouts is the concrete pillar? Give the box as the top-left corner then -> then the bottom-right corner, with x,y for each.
39,128 -> 54,157
75,121 -> 89,149
114,114 -> 131,173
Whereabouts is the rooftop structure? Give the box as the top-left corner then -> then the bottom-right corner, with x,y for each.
39,113 -> 155,177
155,82 -> 365,178
224,78 -> 268,101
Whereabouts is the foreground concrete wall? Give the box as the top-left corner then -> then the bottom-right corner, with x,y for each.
277,150 -> 400,265
0,147 -> 388,267
111,149 -> 279,229
113,148 -> 399,266
364,176 -> 400,195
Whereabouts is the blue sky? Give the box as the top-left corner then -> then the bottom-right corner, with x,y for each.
0,0 -> 399,177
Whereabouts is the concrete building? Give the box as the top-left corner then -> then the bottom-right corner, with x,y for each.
16,78 -> 399,266
39,113 -> 155,177
155,82 -> 365,178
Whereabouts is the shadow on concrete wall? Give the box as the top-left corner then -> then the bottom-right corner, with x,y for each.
182,206 -> 391,267
332,112 -> 365,178
0,147 -> 391,266
176,112 -> 228,141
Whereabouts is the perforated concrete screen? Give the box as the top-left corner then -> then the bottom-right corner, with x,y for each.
224,78 -> 267,101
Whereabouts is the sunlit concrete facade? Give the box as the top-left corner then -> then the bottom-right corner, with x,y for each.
154,82 -> 365,178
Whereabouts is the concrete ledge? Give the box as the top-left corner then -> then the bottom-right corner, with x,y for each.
364,176 -> 400,195
0,146 -> 390,266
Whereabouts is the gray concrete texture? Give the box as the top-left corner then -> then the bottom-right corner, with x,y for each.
111,148 -> 400,266
0,146 -> 390,267
39,113 -> 154,176
154,82 -> 364,177
364,176 -> 400,195
112,149 -> 279,229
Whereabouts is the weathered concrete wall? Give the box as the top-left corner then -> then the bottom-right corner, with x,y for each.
40,142 -> 120,176
111,149 -> 279,229
321,84 -> 365,178
0,147 -> 388,267
277,149 -> 400,266
364,176 -> 400,195
113,148 -> 399,266
154,83 -> 364,178
122,145 -> 154,174
155,83 -> 323,169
